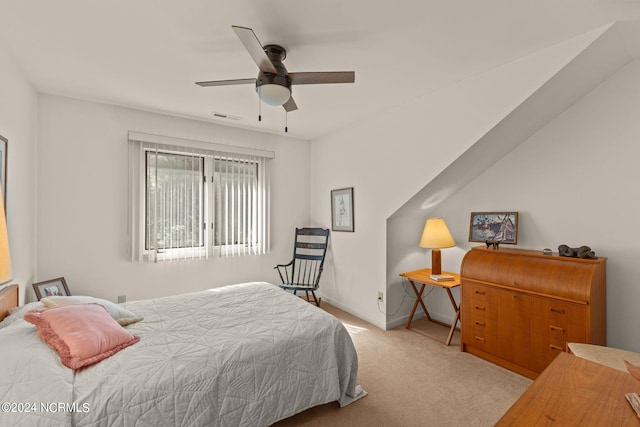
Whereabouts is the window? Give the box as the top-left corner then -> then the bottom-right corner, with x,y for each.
128,132 -> 272,262
145,151 -> 204,253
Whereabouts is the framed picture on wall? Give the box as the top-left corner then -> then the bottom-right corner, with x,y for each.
0,134 -> 7,207
469,212 -> 518,244
32,277 -> 72,301
331,187 -> 354,232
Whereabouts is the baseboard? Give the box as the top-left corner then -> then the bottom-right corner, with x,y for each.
386,311 -> 425,329
320,295 -> 387,330
387,309 -> 459,330
318,296 -> 459,332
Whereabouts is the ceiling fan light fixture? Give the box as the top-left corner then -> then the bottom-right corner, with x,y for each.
257,84 -> 291,106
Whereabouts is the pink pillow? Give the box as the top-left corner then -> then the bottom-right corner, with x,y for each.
24,303 -> 140,371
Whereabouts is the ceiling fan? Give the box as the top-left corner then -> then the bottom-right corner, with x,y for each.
196,25 -> 355,115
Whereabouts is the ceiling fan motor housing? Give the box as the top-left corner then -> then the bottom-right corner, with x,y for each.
255,44 -> 291,105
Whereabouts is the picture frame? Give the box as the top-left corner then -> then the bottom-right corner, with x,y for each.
469,212 -> 518,244
32,277 -> 71,300
331,187 -> 354,232
0,134 -> 7,207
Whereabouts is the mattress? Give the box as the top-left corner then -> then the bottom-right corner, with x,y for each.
0,282 -> 359,426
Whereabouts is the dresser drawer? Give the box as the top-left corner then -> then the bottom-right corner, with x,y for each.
464,332 -> 503,355
467,301 -> 495,319
530,320 -> 588,343
463,281 -> 499,301
530,334 -> 567,353
462,298 -> 498,321
531,298 -> 588,325
529,336 -> 566,372
465,315 -> 500,337
462,282 -> 500,314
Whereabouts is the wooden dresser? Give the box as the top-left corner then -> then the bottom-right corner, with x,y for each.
460,246 -> 606,379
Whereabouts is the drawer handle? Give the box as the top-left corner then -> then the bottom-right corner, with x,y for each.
549,325 -> 564,333
550,344 -> 563,351
474,336 -> 486,343
474,305 -> 486,311
474,321 -> 485,327
550,307 -> 565,314
474,290 -> 486,295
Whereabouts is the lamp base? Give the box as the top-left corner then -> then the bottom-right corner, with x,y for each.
431,249 -> 442,275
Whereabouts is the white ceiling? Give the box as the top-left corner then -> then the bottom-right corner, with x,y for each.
2,1 -> 640,140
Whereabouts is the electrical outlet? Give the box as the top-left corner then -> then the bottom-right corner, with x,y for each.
377,291 -> 383,302
117,295 -> 127,303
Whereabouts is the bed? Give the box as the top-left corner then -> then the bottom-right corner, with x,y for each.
0,282 -> 360,426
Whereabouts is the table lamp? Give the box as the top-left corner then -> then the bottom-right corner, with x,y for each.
419,217 -> 455,275
0,189 -> 12,285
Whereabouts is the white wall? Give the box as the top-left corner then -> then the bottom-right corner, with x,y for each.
0,44 -> 39,303
36,95 -> 310,302
400,57 -> 640,352
309,29 -> 604,328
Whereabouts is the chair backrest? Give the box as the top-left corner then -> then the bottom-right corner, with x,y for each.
291,227 -> 329,288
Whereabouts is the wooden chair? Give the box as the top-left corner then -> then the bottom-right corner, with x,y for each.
275,228 -> 329,306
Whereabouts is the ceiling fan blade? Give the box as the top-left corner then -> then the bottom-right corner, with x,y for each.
232,25 -> 277,74
195,78 -> 256,87
288,71 -> 355,85
283,96 -> 298,112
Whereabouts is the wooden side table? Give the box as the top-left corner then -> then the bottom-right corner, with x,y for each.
399,268 -> 461,345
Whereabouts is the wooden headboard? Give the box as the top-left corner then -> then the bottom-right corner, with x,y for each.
0,284 -> 19,321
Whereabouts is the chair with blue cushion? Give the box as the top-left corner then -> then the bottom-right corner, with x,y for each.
275,228 -> 329,306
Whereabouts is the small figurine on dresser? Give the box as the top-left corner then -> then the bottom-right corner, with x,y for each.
485,240 -> 500,250
558,244 -> 597,259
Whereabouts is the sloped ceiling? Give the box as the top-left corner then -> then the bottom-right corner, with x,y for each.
388,21 -> 639,222
1,1 -> 640,140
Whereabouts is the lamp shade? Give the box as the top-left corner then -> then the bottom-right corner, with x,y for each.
419,217 -> 455,249
0,188 -> 11,285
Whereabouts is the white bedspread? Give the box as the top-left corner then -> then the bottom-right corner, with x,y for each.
0,282 -> 359,426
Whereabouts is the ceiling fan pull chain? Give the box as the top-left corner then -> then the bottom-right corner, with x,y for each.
258,86 -> 262,122
285,111 -> 288,133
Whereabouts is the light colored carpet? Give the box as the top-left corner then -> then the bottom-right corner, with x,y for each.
273,303 -> 532,426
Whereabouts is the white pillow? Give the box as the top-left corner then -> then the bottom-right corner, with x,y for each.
0,301 -> 45,329
41,296 -> 143,326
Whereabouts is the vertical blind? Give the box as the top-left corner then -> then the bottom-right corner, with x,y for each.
128,132 -> 272,262
145,147 -> 205,261
213,152 -> 270,257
